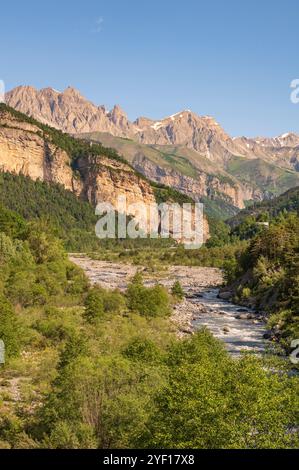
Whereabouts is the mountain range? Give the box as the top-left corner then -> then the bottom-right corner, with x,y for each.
5,85 -> 299,217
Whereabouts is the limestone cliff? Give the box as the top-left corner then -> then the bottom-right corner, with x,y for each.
0,111 -> 75,191
0,105 -> 209,241
0,107 -> 155,221
132,154 -> 261,209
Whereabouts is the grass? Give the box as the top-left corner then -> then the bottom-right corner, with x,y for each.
227,156 -> 299,195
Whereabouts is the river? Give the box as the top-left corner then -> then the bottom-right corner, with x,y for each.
69,256 -> 268,356
189,289 -> 266,355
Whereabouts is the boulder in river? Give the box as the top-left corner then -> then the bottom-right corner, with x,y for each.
246,313 -> 255,320
236,314 -> 247,320
218,291 -> 232,300
223,326 -> 230,334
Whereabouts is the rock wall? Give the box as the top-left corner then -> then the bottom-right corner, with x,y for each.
1,109 -> 196,238
133,155 -> 261,209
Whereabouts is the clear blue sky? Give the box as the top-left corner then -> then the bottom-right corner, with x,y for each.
1,0 -> 299,136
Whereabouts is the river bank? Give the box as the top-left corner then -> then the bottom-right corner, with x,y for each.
69,255 -> 268,354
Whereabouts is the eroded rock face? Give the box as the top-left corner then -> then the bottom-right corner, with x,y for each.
0,107 -> 155,205
75,156 -> 157,232
0,111 -> 75,191
132,155 -> 260,209
1,107 -> 206,241
5,86 -> 137,138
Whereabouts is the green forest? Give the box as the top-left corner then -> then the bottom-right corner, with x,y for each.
0,173 -> 298,449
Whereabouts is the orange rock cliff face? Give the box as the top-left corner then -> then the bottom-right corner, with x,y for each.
0,107 -> 210,242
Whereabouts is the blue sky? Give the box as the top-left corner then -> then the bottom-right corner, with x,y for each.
1,0 -> 299,136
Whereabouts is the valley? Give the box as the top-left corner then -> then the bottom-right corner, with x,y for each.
1,0 -> 299,454
70,256 -> 267,355
0,90 -> 298,450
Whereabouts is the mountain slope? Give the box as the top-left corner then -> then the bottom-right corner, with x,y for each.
0,172 -> 99,251
5,85 -> 299,214
228,186 -> 299,228
0,104 -> 211,240
76,131 -> 258,211
0,103 -> 156,233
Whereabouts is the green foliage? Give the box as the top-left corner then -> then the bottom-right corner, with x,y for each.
206,219 -> 231,247
200,196 -> 239,220
83,287 -> 126,323
0,204 -> 27,240
122,337 -> 162,363
0,172 -> 100,252
230,215 -> 266,240
0,294 -> 20,358
229,186 -> 299,228
0,232 -> 16,262
126,276 -> 171,318
151,181 -> 194,205
171,281 -> 184,301
92,239 -> 248,269
138,331 -> 299,449
83,288 -> 104,323
227,213 -> 299,345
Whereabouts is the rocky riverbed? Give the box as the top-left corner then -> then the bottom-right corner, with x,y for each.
69,255 -> 267,355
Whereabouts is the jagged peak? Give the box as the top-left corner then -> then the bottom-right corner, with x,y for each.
276,132 -> 299,140
62,86 -> 85,99
40,87 -> 60,95
6,85 -> 37,96
110,104 -> 127,116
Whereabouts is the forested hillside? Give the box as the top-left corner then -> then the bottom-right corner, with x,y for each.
0,172 -> 99,251
0,187 -> 298,449
228,186 -> 299,228
223,213 -> 299,347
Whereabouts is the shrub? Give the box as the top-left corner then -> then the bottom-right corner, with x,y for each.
0,294 -> 20,358
83,288 -> 104,323
127,282 -> 171,318
171,281 -> 184,301
123,337 -> 161,363
241,287 -> 251,300
103,290 -> 126,314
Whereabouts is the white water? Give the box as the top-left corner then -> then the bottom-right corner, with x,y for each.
191,289 -> 267,356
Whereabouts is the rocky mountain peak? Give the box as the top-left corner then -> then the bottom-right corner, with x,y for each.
5,85 -> 299,171
62,86 -> 85,100
109,104 -> 128,123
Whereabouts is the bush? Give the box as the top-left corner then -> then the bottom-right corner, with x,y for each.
171,281 -> 184,301
0,294 -> 20,358
241,287 -> 251,300
138,331 -> 299,449
83,288 -> 104,323
123,337 -> 161,363
103,290 -> 126,314
127,281 -> 171,318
